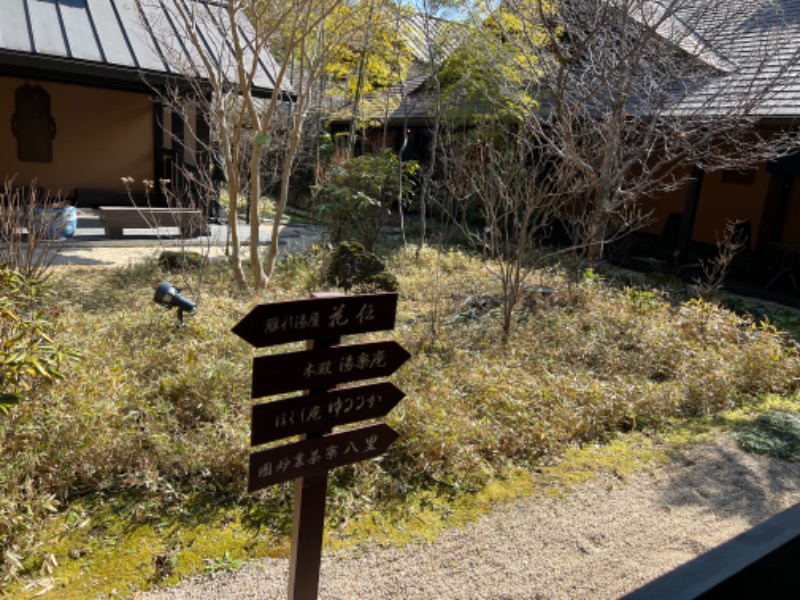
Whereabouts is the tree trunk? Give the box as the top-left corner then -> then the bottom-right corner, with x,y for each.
265,112 -> 306,280
250,146 -> 267,289
418,78 -> 441,250
226,176 -> 247,289
586,208 -> 608,264
347,0 -> 374,155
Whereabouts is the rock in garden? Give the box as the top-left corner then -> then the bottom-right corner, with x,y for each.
326,242 -> 398,291
158,250 -> 207,271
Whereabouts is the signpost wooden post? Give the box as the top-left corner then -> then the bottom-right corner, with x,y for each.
233,292 -> 409,600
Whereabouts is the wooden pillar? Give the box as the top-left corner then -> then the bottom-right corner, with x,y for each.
761,152 -> 800,249
758,173 -> 795,250
194,103 -> 212,217
152,102 -> 165,204
171,107 -> 186,206
195,104 -> 210,175
677,165 -> 704,263
287,292 -> 343,600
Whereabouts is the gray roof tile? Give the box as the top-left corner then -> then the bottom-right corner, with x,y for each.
667,0 -> 800,117
0,0 -> 280,94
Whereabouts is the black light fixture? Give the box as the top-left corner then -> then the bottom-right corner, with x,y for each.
153,281 -> 196,325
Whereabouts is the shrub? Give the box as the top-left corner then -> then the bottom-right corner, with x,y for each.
158,250 -> 207,272
0,180 -> 69,279
732,411 -> 800,460
313,149 -> 418,250
326,242 -> 398,291
0,267 -> 72,415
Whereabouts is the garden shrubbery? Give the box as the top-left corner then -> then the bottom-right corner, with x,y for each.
2,247 -> 800,585
313,150 -> 417,250
1,266 -> 75,581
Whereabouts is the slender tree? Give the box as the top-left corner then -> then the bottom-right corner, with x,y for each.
139,0 -> 355,289
439,119 -> 569,340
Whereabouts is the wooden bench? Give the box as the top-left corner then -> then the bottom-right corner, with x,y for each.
75,188 -> 151,208
97,207 -> 206,239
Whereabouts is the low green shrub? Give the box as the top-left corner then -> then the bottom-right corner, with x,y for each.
732,411 -> 800,460
158,250 -> 207,272
326,242 -> 399,291
313,150 -> 418,250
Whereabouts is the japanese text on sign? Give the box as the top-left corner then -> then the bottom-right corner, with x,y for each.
250,382 -> 405,447
302,349 -> 386,379
248,423 -> 399,490
272,391 -> 383,429
263,302 -> 376,335
257,433 -> 379,479
232,293 -> 398,348
250,341 -> 411,399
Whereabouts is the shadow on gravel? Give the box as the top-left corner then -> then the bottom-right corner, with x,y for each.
658,439 -> 800,526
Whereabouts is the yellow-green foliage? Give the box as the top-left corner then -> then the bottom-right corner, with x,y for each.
438,1 -> 557,123
0,267 -> 72,413
3,247 -> 800,592
324,0 -> 415,100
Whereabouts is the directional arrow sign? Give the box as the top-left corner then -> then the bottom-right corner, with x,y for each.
248,423 -> 399,491
251,340 -> 411,399
251,382 -> 405,446
232,293 -> 398,348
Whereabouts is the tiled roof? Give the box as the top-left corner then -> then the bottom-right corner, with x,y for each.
0,0 -> 280,95
653,0 -> 800,117
402,12 -> 467,66
335,1 -> 800,127
330,75 -> 435,125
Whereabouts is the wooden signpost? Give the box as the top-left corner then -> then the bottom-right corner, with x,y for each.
233,291 -> 409,600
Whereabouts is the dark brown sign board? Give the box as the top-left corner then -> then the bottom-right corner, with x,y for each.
232,292 -> 398,348
251,341 -> 411,399
248,423 -> 399,492
236,291 -> 409,600
251,382 -> 405,447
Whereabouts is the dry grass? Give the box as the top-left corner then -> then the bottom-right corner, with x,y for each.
2,245 -> 800,587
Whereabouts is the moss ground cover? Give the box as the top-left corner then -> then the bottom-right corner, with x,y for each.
2,246 -> 800,597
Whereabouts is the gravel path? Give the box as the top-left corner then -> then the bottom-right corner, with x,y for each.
49,220 -> 321,268
138,437 -> 800,599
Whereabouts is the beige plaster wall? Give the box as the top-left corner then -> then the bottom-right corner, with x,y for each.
0,77 -> 152,197
643,165 -> 769,250
692,167 -> 769,250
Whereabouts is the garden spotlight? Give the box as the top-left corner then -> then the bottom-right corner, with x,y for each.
153,281 -> 196,325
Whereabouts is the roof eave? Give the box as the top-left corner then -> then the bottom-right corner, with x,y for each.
0,50 -> 275,98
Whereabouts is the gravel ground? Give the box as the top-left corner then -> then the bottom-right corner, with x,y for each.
137,438 -> 800,600
48,219 -> 321,268
52,243 -> 230,268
